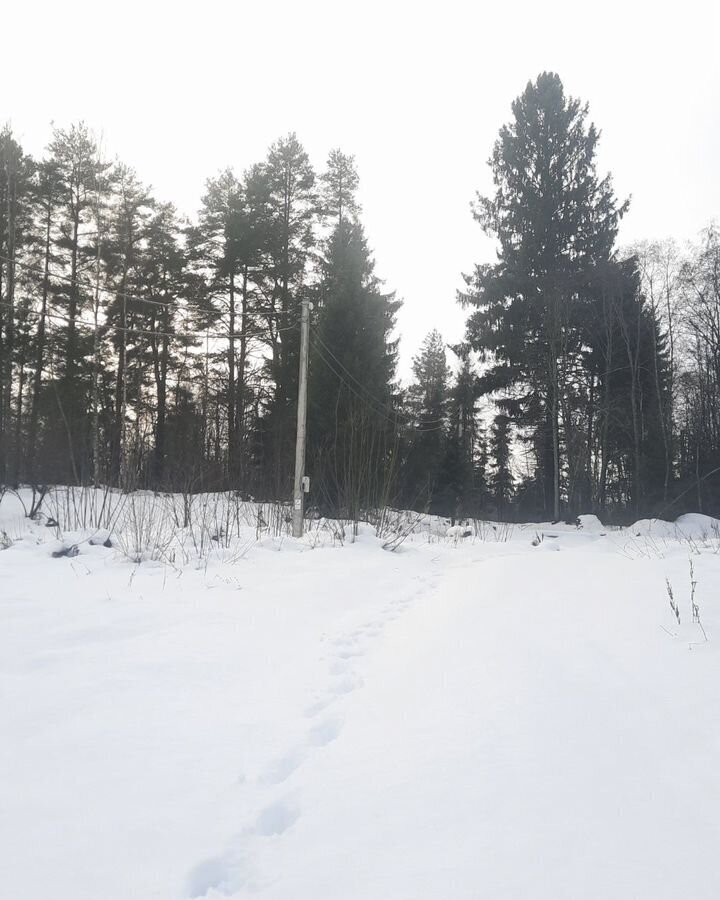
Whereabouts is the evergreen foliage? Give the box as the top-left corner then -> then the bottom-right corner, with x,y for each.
460,72 -> 627,519
0,80 -> 717,523
309,219 -> 400,516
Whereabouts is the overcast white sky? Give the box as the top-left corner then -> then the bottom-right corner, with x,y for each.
4,0 -> 719,376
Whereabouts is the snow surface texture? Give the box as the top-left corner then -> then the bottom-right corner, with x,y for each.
3,488 -> 720,899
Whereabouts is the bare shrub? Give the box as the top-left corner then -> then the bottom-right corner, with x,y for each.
473,519 -> 515,542
114,493 -> 176,564
375,508 -> 422,551
255,501 -> 292,539
46,485 -> 126,536
666,577 -> 681,625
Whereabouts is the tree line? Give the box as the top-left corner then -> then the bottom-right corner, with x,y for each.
0,127 -> 398,512
1,73 -> 718,523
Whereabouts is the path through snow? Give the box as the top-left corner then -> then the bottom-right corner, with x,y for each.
3,512 -> 720,899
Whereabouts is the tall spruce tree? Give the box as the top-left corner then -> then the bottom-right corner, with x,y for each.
309,218 -> 400,516
460,72 -> 627,520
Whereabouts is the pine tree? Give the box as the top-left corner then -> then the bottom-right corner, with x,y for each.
320,149 -> 360,228
256,134 -> 317,497
189,168 -> 267,487
102,164 -> 154,485
25,158 -> 61,483
134,202 -> 190,487
0,127 -> 34,483
45,123 -> 109,482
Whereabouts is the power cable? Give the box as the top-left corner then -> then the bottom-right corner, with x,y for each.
0,252 -> 285,319
0,297 -> 299,344
311,332 -> 447,429
311,338 -> 446,433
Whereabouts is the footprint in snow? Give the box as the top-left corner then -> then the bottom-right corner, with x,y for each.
332,634 -> 360,649
308,715 -> 343,747
304,668 -> 361,720
254,799 -> 300,837
186,800 -> 299,897
330,672 -> 363,695
328,658 -> 350,675
304,695 -> 337,718
258,747 -> 306,785
336,647 -> 364,659
187,851 -> 249,898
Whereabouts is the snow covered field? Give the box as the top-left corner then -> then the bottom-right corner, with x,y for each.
3,490 -> 720,899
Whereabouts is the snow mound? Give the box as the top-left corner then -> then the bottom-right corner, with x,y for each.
674,513 -> 720,539
577,514 -> 605,532
628,513 -> 720,541
446,524 -> 472,540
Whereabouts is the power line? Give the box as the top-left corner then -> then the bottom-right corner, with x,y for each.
0,252 -> 286,319
312,339 -> 447,432
311,332 -> 448,429
311,338 -> 446,432
2,252 -> 191,312
0,297 -> 299,344
2,285 -> 445,435
312,341 -> 399,426
313,332 -> 393,407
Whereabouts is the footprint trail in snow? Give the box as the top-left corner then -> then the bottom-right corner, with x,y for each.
185,569 -> 441,898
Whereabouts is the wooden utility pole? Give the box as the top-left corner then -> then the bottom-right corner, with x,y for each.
292,299 -> 311,537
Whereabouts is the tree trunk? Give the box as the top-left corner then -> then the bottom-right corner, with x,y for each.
1,151 -> 18,482
238,265 -> 249,490
113,267 -> 128,487
549,345 -> 561,521
152,298 -> 170,487
27,193 -> 53,482
227,273 -> 236,485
